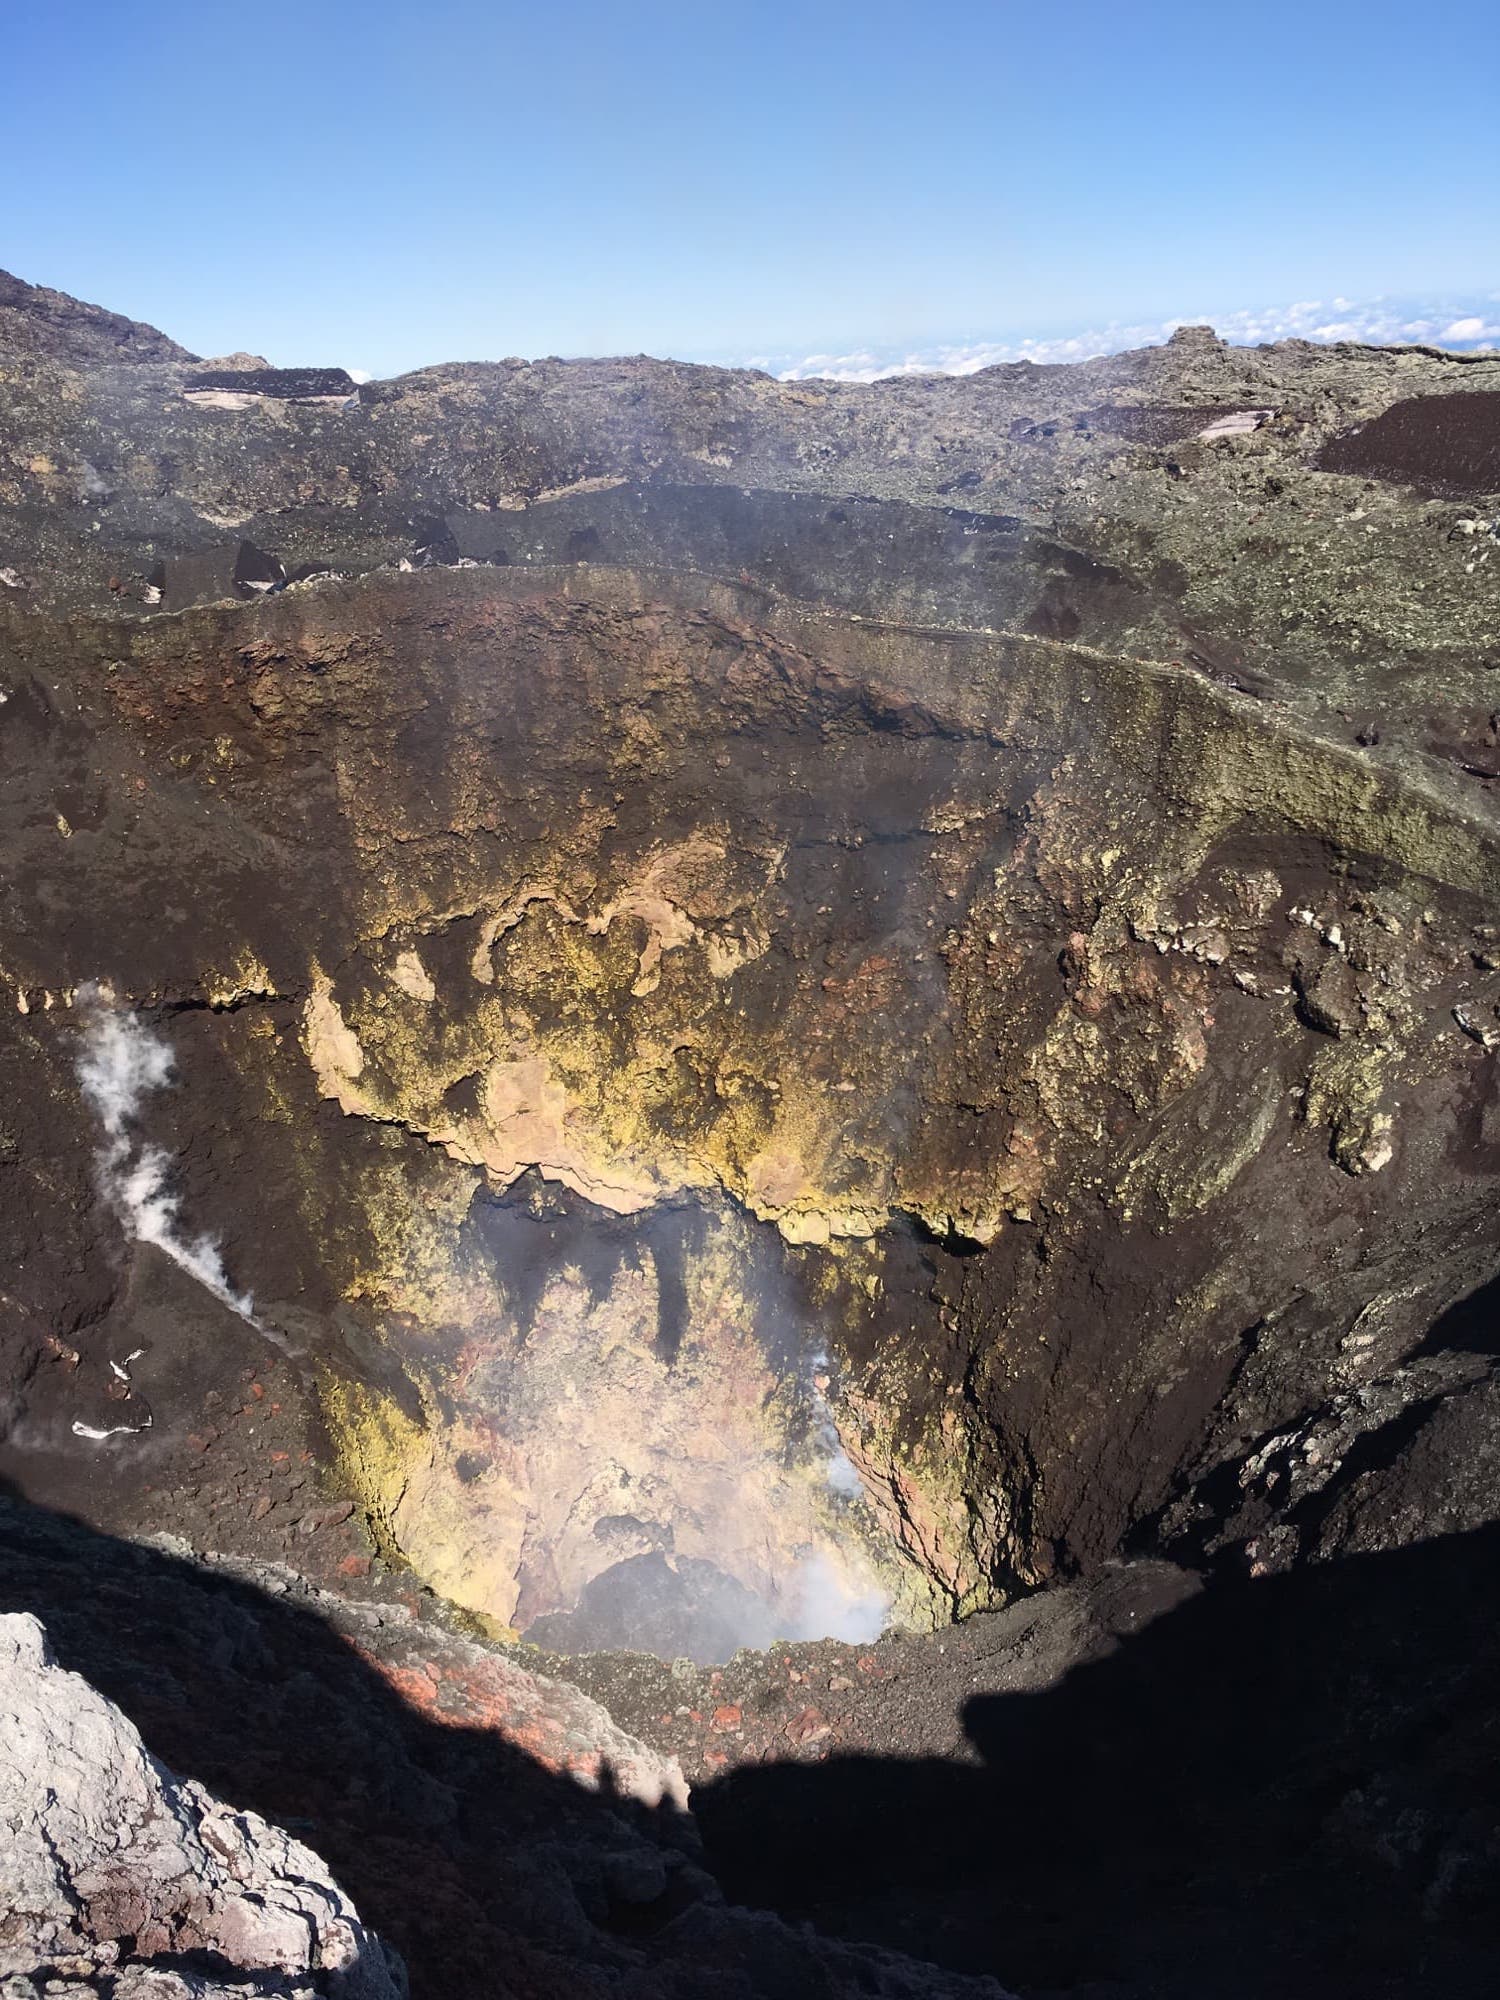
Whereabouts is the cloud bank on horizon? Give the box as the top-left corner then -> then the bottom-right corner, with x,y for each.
743,296 -> 1500,384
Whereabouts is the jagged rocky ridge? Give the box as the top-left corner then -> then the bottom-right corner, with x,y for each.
0,267 -> 1498,1996
0,1611 -> 404,1999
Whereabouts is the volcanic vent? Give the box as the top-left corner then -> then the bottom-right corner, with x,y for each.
330,1171 -> 898,1663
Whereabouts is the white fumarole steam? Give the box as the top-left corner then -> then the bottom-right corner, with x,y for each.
76,986 -> 255,1321
786,1347 -> 891,1644
782,1549 -> 889,1647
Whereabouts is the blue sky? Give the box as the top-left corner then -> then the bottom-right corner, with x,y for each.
4,1 -> 1497,377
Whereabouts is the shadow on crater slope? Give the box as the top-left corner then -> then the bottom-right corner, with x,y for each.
696,1524 -> 1500,2000
0,1483 -> 999,1999
6,1471 -> 1500,1998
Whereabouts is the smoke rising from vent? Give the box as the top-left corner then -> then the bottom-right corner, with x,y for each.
786,1357 -> 891,1645
808,1349 -> 867,1499
781,1550 -> 888,1647
76,987 -> 255,1322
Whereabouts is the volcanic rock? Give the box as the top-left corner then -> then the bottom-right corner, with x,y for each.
0,1611 -> 404,1997
0,269 -> 195,368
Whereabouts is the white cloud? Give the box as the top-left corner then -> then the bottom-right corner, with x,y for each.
744,294 -> 1500,383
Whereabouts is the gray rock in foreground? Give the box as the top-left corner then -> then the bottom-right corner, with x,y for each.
0,1612 -> 405,1999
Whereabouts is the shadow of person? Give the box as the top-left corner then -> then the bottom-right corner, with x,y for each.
696,1527 -> 1500,1998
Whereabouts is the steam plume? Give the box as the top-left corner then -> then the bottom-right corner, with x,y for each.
783,1551 -> 888,1646
76,987 -> 255,1321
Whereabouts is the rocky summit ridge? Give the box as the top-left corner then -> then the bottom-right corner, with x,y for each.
0,267 -> 1498,1999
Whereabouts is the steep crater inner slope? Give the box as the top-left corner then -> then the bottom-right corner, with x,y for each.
3,559 -> 1498,1638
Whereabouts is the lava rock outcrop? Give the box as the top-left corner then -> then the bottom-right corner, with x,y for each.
0,1611 -> 404,1998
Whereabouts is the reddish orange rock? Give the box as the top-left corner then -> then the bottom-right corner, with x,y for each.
787,1705 -> 831,1746
710,1703 -> 743,1734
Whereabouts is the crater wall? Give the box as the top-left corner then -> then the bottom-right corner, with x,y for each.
2,557 -> 1496,1620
